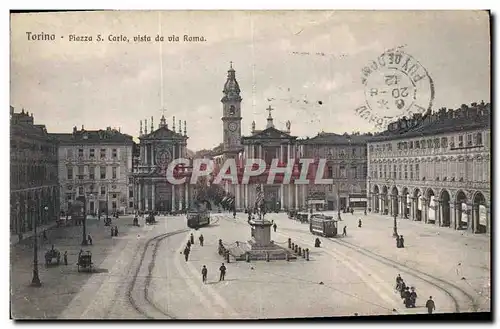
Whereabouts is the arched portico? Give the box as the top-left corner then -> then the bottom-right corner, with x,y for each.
455,190 -> 468,230
472,191 -> 488,234
372,185 -> 380,213
381,185 -> 389,215
440,189 -> 451,227
424,188 -> 436,224
401,187 -> 410,219
412,188 -> 422,221
390,186 -> 399,217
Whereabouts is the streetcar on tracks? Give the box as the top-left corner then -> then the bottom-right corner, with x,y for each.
309,214 -> 338,237
187,200 -> 211,229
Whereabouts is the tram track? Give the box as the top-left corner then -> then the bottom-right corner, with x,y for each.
280,224 -> 479,313
126,228 -> 190,319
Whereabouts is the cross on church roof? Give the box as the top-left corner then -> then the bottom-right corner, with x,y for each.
266,105 -> 274,117
230,61 -> 233,69
160,108 -> 167,116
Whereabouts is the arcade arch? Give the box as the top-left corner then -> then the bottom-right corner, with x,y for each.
440,189 -> 451,227
455,190 -> 468,230
473,191 -> 487,234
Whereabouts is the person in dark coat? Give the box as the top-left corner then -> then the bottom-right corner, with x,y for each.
315,238 -> 321,248
358,219 -> 362,228
426,296 -> 436,314
410,287 -> 417,308
342,226 -> 347,237
64,251 -> 68,265
400,281 -> 407,298
396,235 -> 401,248
399,235 -> 405,248
402,287 -> 411,307
199,234 -> 204,247
183,247 -> 190,262
114,226 -> 119,236
273,223 -> 277,232
233,210 -> 236,219
190,233 -> 195,245
201,265 -> 208,283
219,263 -> 226,281
87,234 -> 93,245
187,240 -> 192,249
395,274 -> 402,289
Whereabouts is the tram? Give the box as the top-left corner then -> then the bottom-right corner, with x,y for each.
187,200 -> 211,229
309,214 -> 338,237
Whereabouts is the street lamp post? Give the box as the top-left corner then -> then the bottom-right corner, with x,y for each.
393,195 -> 399,237
81,194 -> 88,245
31,205 -> 47,287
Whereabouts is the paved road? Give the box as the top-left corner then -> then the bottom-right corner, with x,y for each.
14,211 -> 489,319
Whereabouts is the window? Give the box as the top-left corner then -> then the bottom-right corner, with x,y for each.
352,148 -> 356,156
421,140 -> 426,149
67,167 -> 73,179
112,193 -> 117,199
328,185 -> 333,192
379,165 -> 382,179
409,141 -> 414,149
112,167 -> 117,179
415,141 -> 420,149
100,186 -> 106,195
369,145 -> 374,153
76,166 -> 84,180
340,165 -> 346,178
229,105 -> 236,115
403,142 -> 408,150
434,138 -> 440,148
427,140 -> 433,149
387,143 -> 392,151
66,193 -> 73,201
78,148 -> 84,158
129,201 -> 134,208
78,186 -> 84,195
449,136 -> 455,148
415,164 -> 420,180
67,149 -> 73,158
129,188 -> 134,198
89,148 -> 95,158
112,201 -> 117,209
441,137 -> 448,148
393,165 -> 397,179
100,166 -> 106,179
458,135 -> 464,147
351,166 -> 357,178
100,148 -> 106,159
398,165 -> 402,180
112,148 -> 117,159
410,165 -> 413,180
327,166 -> 333,178
467,134 -> 473,146
128,177 -> 134,184
383,165 -> 387,178
363,164 -> 368,178
365,148 -> 368,155
476,132 -> 483,146
485,132 -> 490,148
89,167 -> 95,180
404,165 -> 408,179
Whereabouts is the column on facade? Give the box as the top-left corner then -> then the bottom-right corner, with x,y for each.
236,185 -> 240,210
151,183 -> 155,211
410,197 -> 415,220
280,185 -> 284,210
178,184 -> 183,211
295,185 -> 299,209
171,184 -> 176,211
138,181 -> 142,211
244,184 -> 248,209
450,202 -> 456,230
288,185 -> 292,210
185,183 -> 189,209
422,198 -> 428,223
302,185 -> 307,208
145,183 -> 149,212
467,202 -> 473,232
436,199 -> 441,226
150,142 -> 154,167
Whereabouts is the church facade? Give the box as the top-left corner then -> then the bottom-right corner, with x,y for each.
133,115 -> 191,213
219,63 -> 308,211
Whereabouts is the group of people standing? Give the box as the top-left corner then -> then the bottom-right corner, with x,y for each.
182,232 -> 228,284
395,274 -> 436,314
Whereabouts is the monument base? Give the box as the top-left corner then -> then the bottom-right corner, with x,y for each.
228,240 -> 297,261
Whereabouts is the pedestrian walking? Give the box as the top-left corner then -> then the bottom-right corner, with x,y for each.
410,287 -> 417,308
219,263 -> 227,281
199,234 -> 204,247
184,247 -> 190,262
190,233 -> 195,245
273,223 -> 277,232
42,230 -> 47,241
187,240 -> 192,249
63,251 -> 68,265
399,235 -> 405,248
358,219 -> 362,228
115,226 -> 119,236
426,296 -> 436,314
201,265 -> 208,283
87,234 -> 93,245
342,226 -> 347,237
233,210 -> 236,219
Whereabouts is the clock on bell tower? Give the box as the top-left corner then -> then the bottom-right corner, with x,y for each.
221,61 -> 243,157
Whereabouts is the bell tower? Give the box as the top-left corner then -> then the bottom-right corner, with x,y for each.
221,61 -> 243,157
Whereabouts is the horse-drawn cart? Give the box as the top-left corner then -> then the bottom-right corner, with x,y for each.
77,251 -> 93,272
45,247 -> 61,266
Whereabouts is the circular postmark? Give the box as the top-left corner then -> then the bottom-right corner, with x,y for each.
361,50 -> 435,123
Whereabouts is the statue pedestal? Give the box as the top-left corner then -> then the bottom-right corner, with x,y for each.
243,219 -> 296,261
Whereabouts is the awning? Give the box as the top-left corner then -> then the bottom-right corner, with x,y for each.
308,200 -> 325,205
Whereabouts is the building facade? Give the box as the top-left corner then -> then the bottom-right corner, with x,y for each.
53,126 -> 134,215
133,115 -> 190,212
367,102 -> 491,234
298,132 -> 371,211
10,106 -> 59,237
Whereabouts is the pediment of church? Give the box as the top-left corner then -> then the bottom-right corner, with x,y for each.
245,127 -> 295,140
141,126 -> 184,140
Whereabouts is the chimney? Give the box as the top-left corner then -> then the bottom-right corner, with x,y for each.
10,106 -> 14,116
151,116 -> 154,132
184,120 -> 187,136
73,126 -> 77,134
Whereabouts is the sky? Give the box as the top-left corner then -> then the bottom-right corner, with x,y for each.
10,10 -> 490,151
